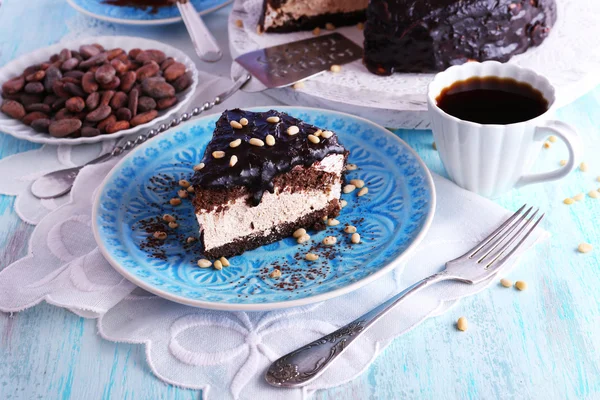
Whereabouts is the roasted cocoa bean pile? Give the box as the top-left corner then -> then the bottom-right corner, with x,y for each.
1,44 -> 193,138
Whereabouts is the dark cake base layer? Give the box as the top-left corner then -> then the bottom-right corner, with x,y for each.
202,199 -> 341,258
259,9 -> 366,33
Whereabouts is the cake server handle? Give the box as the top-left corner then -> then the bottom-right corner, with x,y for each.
30,74 -> 252,200
176,0 -> 222,62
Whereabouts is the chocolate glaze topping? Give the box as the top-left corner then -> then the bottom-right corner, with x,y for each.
364,0 -> 557,74
191,109 -> 347,206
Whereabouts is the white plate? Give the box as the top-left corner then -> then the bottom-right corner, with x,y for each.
0,36 -> 199,145
229,0 -> 600,129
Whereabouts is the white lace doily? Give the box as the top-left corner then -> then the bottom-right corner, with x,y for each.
229,0 -> 600,128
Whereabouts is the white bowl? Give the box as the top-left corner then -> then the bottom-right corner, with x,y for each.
0,36 -> 199,145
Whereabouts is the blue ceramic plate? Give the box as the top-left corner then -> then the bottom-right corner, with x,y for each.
93,107 -> 435,311
67,0 -> 232,25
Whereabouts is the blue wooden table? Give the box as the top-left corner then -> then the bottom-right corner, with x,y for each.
1,1 -> 600,399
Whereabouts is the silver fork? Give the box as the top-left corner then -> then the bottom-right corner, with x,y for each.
265,204 -> 544,388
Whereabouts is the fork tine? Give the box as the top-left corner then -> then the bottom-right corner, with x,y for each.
485,212 -> 544,270
467,204 -> 527,259
475,206 -> 534,263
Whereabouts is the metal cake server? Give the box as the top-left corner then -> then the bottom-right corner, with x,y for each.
176,0 -> 222,62
265,205 -> 544,388
31,33 -> 362,199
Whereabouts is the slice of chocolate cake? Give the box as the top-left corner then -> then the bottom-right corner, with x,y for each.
364,0 -> 557,74
258,0 -> 369,33
191,109 -> 348,258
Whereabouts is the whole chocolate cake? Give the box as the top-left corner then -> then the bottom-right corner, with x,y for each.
258,0 -> 557,73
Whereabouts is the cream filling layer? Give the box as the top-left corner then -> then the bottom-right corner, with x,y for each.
263,0 -> 368,29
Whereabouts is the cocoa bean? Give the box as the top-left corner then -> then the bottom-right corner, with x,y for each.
59,49 -> 72,62
135,49 -> 166,64
2,76 -> 25,94
51,98 -> 67,111
79,52 -> 108,69
81,126 -> 101,137
49,119 -> 82,137
25,103 -> 51,113
106,48 -> 125,61
137,96 -> 156,113
101,90 -> 115,106
26,70 -> 46,82
66,96 -> 85,113
106,120 -> 130,134
64,82 -> 86,97
119,71 -> 136,93
64,70 -> 85,79
55,108 -> 75,120
164,62 -> 186,82
136,61 -> 160,81
24,82 -> 45,94
61,57 -> 80,71
82,72 -> 98,94
95,63 -> 116,85
44,66 -> 62,93
79,45 -> 101,59
160,57 -> 175,71
1,100 -> 26,119
20,93 -> 44,106
100,76 -> 121,90
22,111 -> 48,126
128,48 -> 142,59
86,104 -> 112,122
86,91 -> 100,110
1,93 -> 21,101
61,76 -> 81,85
72,51 -> 83,62
116,53 -> 129,62
23,64 -> 43,77
110,91 -> 128,110
128,88 -> 139,117
44,95 -> 57,105
172,72 -> 192,92
157,96 -> 178,110
31,118 -> 51,133
50,54 -> 60,63
111,59 -> 128,74
52,81 -> 69,98
130,110 -> 158,127
116,107 -> 132,121
97,115 -> 116,133
92,43 -> 105,52
141,78 -> 175,99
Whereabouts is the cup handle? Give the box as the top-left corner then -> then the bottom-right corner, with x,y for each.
515,120 -> 583,188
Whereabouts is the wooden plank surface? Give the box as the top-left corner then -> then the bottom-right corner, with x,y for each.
1,1 -> 600,399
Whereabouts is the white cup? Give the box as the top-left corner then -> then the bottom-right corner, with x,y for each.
427,61 -> 583,198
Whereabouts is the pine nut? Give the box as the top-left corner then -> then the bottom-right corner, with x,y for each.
305,253 -> 319,261
597,176 -> 600,182
313,129 -> 322,137
330,65 -> 341,73
287,125 -> 299,135
500,278 -> 512,288
357,22 -> 364,30
548,135 -> 558,143
346,163 -> 357,171
270,269 -> 281,279
543,141 -> 551,149
153,231 -> 167,240
249,138 -> 264,147
312,27 -> 321,36
219,257 -> 230,267
340,200 -> 347,208
327,218 -> 340,226
230,138 -> 241,148
321,130 -> 333,139
266,134 -> 275,146
187,186 -> 195,193
589,190 -> 599,199
560,160 -> 567,166
350,179 -> 365,188
163,214 -> 176,222
178,189 -> 188,198
179,179 -> 190,188
186,237 -> 196,243
212,151 -> 225,159
358,187 -> 369,197
240,117 -> 249,126
197,259 -> 212,268
457,317 -> 468,331
515,281 -> 527,291
323,236 -> 337,246
344,225 -> 357,234
193,163 -> 205,171
580,162 -> 588,172
574,193 -> 584,201
325,22 -> 335,30
169,198 -> 181,206
578,243 -> 593,253
293,228 -> 306,238
297,233 -> 311,244
235,19 -> 243,28
308,134 -> 320,144
266,116 -> 280,123
563,198 -> 574,205
351,233 -> 361,244
230,120 -> 243,129
213,260 -> 223,270
168,221 -> 178,229
292,82 -> 305,89
343,184 -> 356,194
229,155 -> 238,167
432,141 -> 437,150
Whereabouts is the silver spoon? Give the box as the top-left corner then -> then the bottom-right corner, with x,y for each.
176,0 -> 222,62
30,74 -> 250,200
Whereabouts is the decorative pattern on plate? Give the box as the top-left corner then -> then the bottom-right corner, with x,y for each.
93,107 -> 434,310
67,0 -> 232,24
